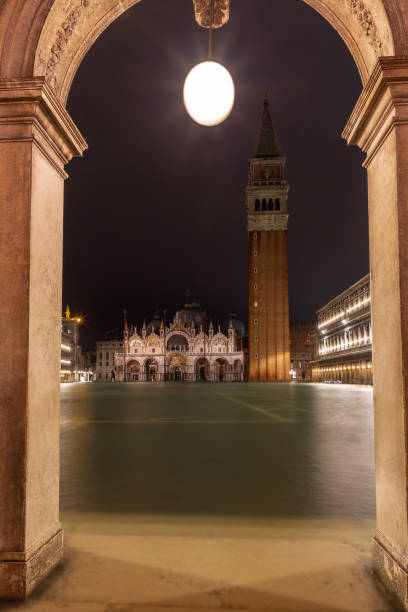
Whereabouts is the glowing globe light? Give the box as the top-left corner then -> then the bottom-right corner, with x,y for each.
183,61 -> 235,126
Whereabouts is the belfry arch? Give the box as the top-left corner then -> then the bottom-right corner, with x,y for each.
1,0 -> 408,607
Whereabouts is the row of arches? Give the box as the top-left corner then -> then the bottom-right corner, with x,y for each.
255,198 -> 280,212
123,357 -> 243,382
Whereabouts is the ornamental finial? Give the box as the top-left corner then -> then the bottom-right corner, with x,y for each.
192,0 -> 231,29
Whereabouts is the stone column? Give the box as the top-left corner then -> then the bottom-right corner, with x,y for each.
0,77 -> 86,598
343,57 -> 408,609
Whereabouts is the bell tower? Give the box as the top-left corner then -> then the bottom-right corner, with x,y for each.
246,95 -> 290,381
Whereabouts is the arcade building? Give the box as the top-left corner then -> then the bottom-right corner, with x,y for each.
311,274 -> 372,385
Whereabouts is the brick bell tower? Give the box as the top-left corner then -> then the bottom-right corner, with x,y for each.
246,94 -> 290,381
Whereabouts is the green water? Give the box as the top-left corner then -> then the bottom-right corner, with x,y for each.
60,382 -> 375,518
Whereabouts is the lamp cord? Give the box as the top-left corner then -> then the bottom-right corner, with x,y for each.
208,0 -> 214,60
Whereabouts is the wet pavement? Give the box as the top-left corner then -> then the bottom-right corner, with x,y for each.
60,382 -> 376,518
1,382 -> 397,611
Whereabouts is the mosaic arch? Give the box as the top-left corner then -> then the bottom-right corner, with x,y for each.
1,0 -> 408,607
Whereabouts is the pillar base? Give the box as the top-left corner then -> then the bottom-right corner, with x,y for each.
0,529 -> 63,599
373,531 -> 408,610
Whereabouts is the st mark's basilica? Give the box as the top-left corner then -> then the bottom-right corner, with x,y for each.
112,293 -> 245,383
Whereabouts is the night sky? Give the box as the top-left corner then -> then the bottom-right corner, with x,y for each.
64,0 -> 368,347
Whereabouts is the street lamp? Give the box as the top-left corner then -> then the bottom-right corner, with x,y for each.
184,61 -> 234,126
184,0 -> 234,126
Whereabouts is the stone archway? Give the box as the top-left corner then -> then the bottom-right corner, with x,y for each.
167,353 -> 187,381
1,0 -> 408,606
214,358 -> 228,382
126,359 -> 140,382
196,357 -> 210,381
145,358 -> 159,382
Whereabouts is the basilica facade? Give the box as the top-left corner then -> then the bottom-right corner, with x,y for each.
112,298 -> 245,383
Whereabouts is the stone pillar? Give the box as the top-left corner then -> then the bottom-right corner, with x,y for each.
343,57 -> 408,609
0,77 -> 86,598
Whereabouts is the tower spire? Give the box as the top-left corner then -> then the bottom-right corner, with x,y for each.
254,93 -> 281,158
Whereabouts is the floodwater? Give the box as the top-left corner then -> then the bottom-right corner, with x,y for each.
5,382 -> 396,612
60,382 -> 375,517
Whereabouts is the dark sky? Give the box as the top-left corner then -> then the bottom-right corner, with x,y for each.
64,0 -> 368,347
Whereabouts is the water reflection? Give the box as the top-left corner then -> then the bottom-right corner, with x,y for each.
60,383 -> 375,518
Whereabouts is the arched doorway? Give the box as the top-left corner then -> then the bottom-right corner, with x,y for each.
196,357 -> 210,382
215,358 -> 228,382
145,358 -> 158,382
166,353 -> 187,382
126,359 -> 140,382
0,0 -> 408,606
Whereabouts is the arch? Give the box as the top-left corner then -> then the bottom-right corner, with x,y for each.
214,358 -> 228,382
268,198 -> 274,210
275,198 -> 281,210
0,0 -> 401,108
261,198 -> 267,211
126,359 -> 140,381
195,357 -> 210,382
166,352 -> 187,381
15,0 -> 396,107
167,333 -> 188,352
0,0 -> 407,606
145,357 -> 158,382
255,199 -> 260,211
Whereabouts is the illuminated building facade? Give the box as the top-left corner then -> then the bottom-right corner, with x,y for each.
60,306 -> 91,382
110,295 -> 245,382
247,95 -> 290,381
311,274 -> 372,384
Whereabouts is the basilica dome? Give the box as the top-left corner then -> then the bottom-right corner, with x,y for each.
175,291 -> 205,328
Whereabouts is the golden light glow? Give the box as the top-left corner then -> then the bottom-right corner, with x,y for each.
318,296 -> 371,329
60,359 -> 71,365
183,61 -> 235,127
61,344 -> 72,351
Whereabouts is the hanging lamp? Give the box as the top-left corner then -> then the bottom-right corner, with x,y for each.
184,0 -> 234,126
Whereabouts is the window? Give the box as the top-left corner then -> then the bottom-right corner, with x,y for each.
275,198 -> 281,210
253,232 -> 257,239
106,373 -> 109,380
254,301 -> 258,308
254,267 -> 257,273
253,251 -> 257,256
152,348 -> 155,353
254,284 -> 257,289
254,319 -> 258,325
99,352 -> 102,359
99,373 -> 102,379
200,348 -> 203,353
106,362 -> 109,366
99,361 -> 102,366
255,336 -> 259,342
255,353 -> 259,360
262,199 -> 267,211
255,199 -> 260,211
268,198 -> 274,210
106,353 -> 109,360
